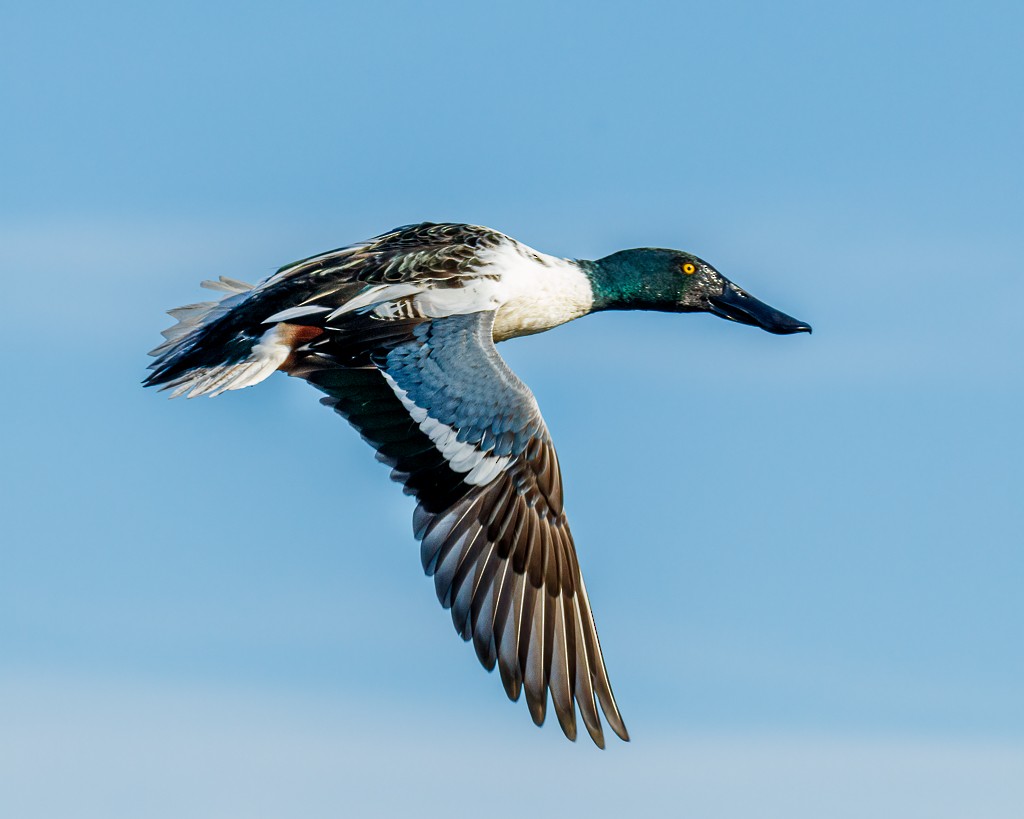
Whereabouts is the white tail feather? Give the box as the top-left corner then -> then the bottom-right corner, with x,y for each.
201,276 -> 253,294
159,324 -> 292,399
149,274 -> 296,398
148,276 -> 256,359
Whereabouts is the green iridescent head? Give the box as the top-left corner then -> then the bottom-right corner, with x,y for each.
585,248 -> 811,335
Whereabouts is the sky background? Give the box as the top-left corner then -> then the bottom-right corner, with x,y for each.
2,1 -> 1023,816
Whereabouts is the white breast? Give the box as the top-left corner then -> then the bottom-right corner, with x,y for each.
483,240 -> 594,341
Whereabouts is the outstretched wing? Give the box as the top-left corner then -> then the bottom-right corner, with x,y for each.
296,311 -> 628,746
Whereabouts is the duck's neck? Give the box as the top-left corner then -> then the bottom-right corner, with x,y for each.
578,257 -> 666,313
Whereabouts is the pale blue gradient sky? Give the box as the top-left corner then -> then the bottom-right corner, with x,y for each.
2,1 -> 1023,816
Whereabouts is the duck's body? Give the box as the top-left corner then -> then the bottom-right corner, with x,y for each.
145,222 -> 810,746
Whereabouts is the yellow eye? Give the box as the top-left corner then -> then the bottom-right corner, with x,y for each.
682,262 -> 696,275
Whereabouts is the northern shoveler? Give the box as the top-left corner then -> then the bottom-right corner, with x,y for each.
145,222 -> 811,746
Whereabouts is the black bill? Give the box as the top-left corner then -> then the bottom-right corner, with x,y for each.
708,281 -> 812,335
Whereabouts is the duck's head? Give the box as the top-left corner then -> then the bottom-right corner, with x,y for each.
586,248 -> 811,335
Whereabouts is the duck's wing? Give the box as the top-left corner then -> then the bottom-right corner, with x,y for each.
297,311 -> 628,747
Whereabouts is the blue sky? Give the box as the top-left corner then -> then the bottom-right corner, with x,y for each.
2,1 -> 1022,816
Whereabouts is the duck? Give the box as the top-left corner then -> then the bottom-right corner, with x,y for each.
144,222 -> 811,747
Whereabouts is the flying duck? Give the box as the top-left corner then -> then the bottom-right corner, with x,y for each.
144,222 -> 810,747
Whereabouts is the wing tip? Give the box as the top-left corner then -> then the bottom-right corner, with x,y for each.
525,690 -> 547,727
554,708 -> 578,743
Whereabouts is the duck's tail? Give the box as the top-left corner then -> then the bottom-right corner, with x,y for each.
144,276 -> 297,399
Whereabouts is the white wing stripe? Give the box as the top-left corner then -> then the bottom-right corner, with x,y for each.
382,372 -> 511,487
